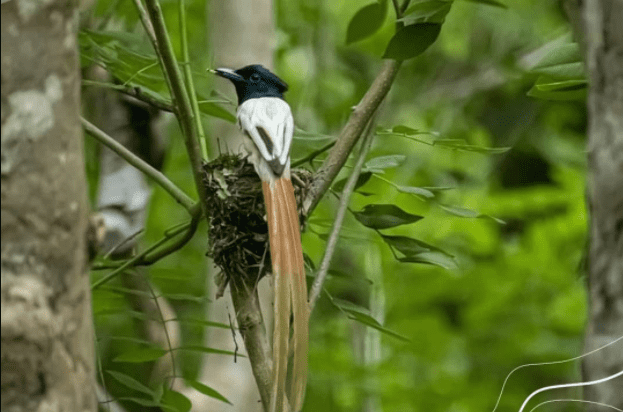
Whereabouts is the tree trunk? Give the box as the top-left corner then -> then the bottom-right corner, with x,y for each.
581,0 -> 623,409
1,0 -> 96,411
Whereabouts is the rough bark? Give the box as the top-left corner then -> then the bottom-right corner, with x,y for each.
581,0 -> 623,409
1,0 -> 96,411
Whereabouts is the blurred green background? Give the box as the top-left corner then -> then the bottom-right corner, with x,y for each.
85,0 -> 588,411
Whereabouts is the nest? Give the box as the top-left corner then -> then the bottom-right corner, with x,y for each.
203,155 -> 311,294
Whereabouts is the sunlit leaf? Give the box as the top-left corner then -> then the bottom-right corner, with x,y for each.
353,204 -> 423,229
113,347 -> 167,363
346,1 -> 388,44
107,371 -> 156,398
383,23 -> 442,60
186,380 -> 232,405
332,298 -> 410,342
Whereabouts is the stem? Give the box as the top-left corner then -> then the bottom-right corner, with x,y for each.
140,0 -> 209,216
82,80 -> 176,113
229,280 -> 273,411
304,60 -> 401,216
178,0 -> 208,159
91,216 -> 199,289
291,140 -> 336,168
308,119 -> 376,313
82,117 -> 196,211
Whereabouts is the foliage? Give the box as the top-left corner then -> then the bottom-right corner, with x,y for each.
85,0 -> 587,411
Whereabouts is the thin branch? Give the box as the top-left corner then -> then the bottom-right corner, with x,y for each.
308,118 -> 376,313
140,0 -> 209,216
303,60 -> 401,215
82,118 -> 196,211
178,0 -> 208,159
82,80 -> 175,113
229,281 -> 273,411
391,0 -> 401,18
92,215 -> 200,271
132,0 -> 161,66
91,215 -> 199,288
291,140 -> 336,168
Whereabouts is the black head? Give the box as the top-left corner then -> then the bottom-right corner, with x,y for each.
212,65 -> 289,105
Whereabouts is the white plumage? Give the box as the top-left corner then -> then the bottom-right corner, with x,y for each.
237,97 -> 294,182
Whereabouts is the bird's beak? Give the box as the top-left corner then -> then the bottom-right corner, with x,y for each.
210,68 -> 244,82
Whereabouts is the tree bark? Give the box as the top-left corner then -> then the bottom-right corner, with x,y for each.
581,0 -> 623,409
1,0 -> 96,411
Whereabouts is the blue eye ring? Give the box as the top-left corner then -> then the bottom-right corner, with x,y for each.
250,73 -> 261,82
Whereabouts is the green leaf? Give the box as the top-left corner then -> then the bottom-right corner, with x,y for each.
401,0 -> 453,23
396,185 -> 436,198
113,347 -> 167,363
528,42 -> 587,101
107,371 -> 156,398
398,254 -> 458,269
118,397 -> 164,408
531,43 -> 583,79
328,268 -> 373,284
332,171 -> 373,193
176,345 -> 243,357
439,204 -> 505,224
533,79 -> 587,92
461,0 -> 507,9
198,99 -> 237,123
527,76 -> 587,101
364,155 -> 407,172
432,139 -> 510,154
380,235 -> 458,270
161,389 -> 192,412
391,125 -> 421,135
80,30 -> 166,94
383,23 -> 442,60
186,380 -> 233,405
332,298 -> 410,342
160,293 -> 210,303
346,1 -> 388,44
353,204 -> 423,229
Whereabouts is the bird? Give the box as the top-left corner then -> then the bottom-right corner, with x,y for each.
211,64 -> 308,412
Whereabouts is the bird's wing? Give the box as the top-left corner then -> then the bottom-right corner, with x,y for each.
238,98 -> 294,175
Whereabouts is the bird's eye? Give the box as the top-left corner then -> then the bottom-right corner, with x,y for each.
250,73 -> 260,82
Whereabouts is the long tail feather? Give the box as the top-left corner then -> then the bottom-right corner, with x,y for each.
278,179 -> 309,411
264,178 -> 308,412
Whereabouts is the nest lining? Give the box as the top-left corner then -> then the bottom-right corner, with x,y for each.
203,154 -> 310,289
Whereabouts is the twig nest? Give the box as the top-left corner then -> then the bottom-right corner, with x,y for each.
203,155 -> 310,294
